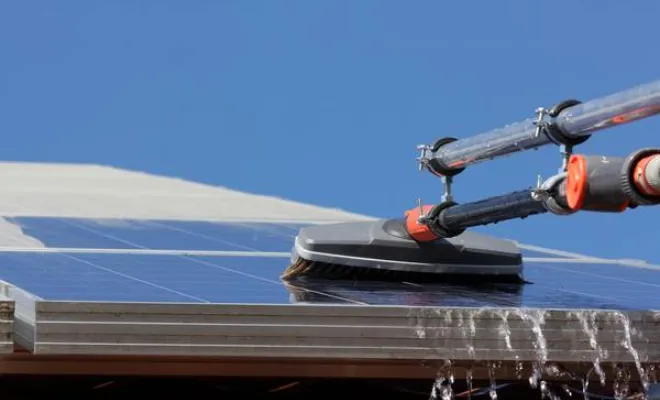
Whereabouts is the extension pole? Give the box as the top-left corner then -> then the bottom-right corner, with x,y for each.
427,80 -> 660,173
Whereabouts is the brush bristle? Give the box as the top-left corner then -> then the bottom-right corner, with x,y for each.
280,257 -> 315,279
281,256 -> 525,284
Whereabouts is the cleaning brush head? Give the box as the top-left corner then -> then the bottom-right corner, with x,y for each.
280,219 -> 524,283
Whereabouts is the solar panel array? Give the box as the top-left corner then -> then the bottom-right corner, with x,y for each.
0,216 -> 658,310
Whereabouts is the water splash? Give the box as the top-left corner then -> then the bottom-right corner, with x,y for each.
572,310 -> 606,386
581,375 -> 589,400
650,364 -> 657,384
429,360 -> 454,400
465,367 -> 473,400
515,357 -> 524,380
497,310 -> 512,350
529,364 -> 542,389
539,381 -> 562,400
457,309 -> 476,360
613,311 -> 649,391
613,363 -> 630,400
540,381 -> 553,399
444,309 -> 453,325
467,310 -> 476,338
466,345 -> 475,359
488,361 -> 498,400
544,363 -> 578,381
411,307 -> 428,339
540,381 -> 549,398
457,308 -> 479,361
456,310 -> 466,337
514,309 -> 547,388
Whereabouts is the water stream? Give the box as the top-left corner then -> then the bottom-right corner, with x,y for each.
429,360 -> 454,400
571,310 -> 607,386
613,311 -> 649,392
411,307 -> 653,399
487,361 -> 498,399
465,367 -> 473,400
514,308 -> 548,389
613,363 -> 630,400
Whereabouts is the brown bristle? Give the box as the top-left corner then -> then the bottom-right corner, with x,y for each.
280,257 -> 314,279
281,256 -> 526,284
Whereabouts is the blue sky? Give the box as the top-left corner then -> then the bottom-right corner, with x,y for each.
2,1 -> 659,262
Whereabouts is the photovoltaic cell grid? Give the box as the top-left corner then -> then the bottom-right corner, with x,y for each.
3,217 -> 302,252
3,217 -> 557,257
0,252 -> 658,310
0,216 -> 658,310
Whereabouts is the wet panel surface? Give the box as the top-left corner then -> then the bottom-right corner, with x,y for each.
0,248 -> 657,310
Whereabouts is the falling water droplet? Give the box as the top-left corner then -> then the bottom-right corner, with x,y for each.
429,361 -> 454,400
615,312 -> 648,391
573,310 -> 607,386
515,358 -> 524,380
540,381 -> 549,398
498,310 -> 512,350
466,345 -> 475,359
529,363 -> 542,389
488,362 -> 498,400
466,368 -> 473,400
515,309 -> 547,389
613,363 -> 630,400
581,376 -> 589,400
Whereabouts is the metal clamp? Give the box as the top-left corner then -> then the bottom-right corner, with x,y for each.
530,174 -> 549,202
531,106 -> 574,172
416,198 -> 429,225
533,107 -> 549,138
532,172 -> 575,215
416,144 -> 432,171
416,143 -> 455,205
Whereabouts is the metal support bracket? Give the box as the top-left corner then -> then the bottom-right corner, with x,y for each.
416,143 -> 455,208
559,143 -> 573,173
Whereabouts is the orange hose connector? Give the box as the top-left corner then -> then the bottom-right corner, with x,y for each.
404,205 -> 438,242
564,154 -> 629,212
633,154 -> 660,197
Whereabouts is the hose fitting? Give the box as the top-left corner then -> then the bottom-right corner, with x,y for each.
563,155 -> 631,212
403,201 -> 465,241
621,148 -> 660,206
552,148 -> 660,212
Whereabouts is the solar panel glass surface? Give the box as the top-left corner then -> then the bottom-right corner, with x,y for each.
0,249 -> 657,310
6,217 -> 298,252
0,252 -> 351,304
5,217 -> 562,258
295,261 -> 660,310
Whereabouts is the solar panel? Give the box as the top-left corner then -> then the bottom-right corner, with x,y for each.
0,252 -> 355,304
0,247 -> 657,310
286,261 -> 660,310
517,248 -> 565,258
5,213 -> 649,310
6,217 -> 565,259
7,217 -> 299,252
522,261 -> 660,310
